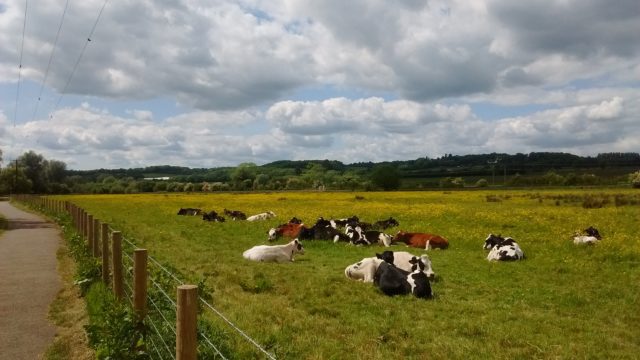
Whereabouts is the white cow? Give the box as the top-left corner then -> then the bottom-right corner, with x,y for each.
375,251 -> 436,279
345,251 -> 436,282
246,211 -> 276,221
573,235 -> 600,245
344,257 -> 383,282
242,239 -> 304,262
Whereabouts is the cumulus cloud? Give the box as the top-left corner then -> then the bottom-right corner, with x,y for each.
0,0 -> 639,168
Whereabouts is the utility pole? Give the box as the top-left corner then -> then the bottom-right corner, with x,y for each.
487,157 -> 500,186
503,162 -> 507,185
13,159 -> 18,195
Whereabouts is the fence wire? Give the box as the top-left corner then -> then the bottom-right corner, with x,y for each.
26,198 -> 271,360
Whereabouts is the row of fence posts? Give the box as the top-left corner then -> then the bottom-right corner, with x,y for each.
13,195 -> 199,360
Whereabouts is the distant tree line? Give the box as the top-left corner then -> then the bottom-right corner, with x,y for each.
1,149 -> 639,194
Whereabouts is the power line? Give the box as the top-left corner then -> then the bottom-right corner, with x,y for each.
52,0 -> 110,114
13,0 -> 28,128
31,0 -> 71,122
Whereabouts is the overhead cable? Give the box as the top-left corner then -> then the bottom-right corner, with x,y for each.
52,0 -> 110,113
31,0 -> 71,121
13,0 -> 29,128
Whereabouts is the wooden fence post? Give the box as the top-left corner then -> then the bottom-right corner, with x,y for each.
82,210 -> 88,240
112,231 -> 124,301
93,218 -> 101,257
176,285 -> 198,360
133,249 -> 148,318
101,223 -> 110,284
87,214 -> 94,254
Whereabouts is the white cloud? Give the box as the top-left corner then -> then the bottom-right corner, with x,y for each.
587,97 -> 623,120
0,0 -> 638,168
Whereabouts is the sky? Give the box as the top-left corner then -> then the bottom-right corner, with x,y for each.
0,0 -> 639,170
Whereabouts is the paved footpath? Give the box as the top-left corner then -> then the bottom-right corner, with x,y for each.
0,201 -> 61,360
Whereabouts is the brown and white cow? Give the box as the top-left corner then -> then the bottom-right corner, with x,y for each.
268,223 -> 306,241
392,230 -> 449,250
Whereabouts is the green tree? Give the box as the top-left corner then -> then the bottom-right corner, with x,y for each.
370,165 -> 401,191
301,163 -> 327,189
0,166 -> 32,193
629,170 -> 640,188
46,160 -> 67,183
231,163 -> 257,189
254,174 -> 270,189
19,151 -> 48,193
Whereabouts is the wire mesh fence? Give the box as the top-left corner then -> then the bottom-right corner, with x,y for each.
14,196 -> 276,359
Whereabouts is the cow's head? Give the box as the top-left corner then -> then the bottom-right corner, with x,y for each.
393,230 -> 408,242
584,226 -> 601,240
292,239 -> 305,255
380,233 -> 393,247
267,228 -> 277,241
386,217 -> 399,227
483,234 -> 504,250
375,250 -> 395,264
418,254 -> 435,280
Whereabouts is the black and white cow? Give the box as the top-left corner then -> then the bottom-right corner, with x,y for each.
573,226 -> 602,244
364,231 -> 393,247
375,250 -> 435,279
345,225 -> 370,245
373,260 -> 432,299
202,210 -> 225,222
373,217 -> 400,230
223,209 -> 247,220
483,234 -> 524,261
344,251 -> 435,282
330,215 -> 360,229
177,208 -> 202,216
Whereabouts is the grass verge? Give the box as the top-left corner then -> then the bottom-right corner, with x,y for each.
44,239 -> 94,360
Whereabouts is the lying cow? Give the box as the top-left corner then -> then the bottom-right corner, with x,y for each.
484,234 -> 524,261
344,257 -> 383,282
223,209 -> 247,220
573,226 -> 602,244
374,260 -> 432,299
345,225 -> 370,245
373,217 -> 400,230
344,226 -> 393,247
242,239 -> 305,262
177,208 -> 202,216
344,251 -> 435,282
202,210 -> 225,222
392,230 -> 449,250
246,211 -> 276,221
330,215 -> 360,229
364,231 -> 393,247
268,222 -> 305,241
376,250 -> 435,279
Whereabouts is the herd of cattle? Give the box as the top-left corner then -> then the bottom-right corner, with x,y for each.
178,207 -> 603,299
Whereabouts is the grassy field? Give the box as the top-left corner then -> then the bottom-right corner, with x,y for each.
58,189 -> 640,359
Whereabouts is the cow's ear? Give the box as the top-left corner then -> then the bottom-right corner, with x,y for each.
375,253 -> 382,259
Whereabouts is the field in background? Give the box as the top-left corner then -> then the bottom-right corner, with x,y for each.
59,189 -> 640,359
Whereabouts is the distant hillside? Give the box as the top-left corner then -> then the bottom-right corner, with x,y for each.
66,151 -> 640,185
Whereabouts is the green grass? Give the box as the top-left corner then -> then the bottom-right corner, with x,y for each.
57,189 -> 640,359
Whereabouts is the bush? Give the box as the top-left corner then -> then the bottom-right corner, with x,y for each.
440,177 -> 465,188
85,283 -> 147,359
629,171 -> 640,188
475,179 -> 488,187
